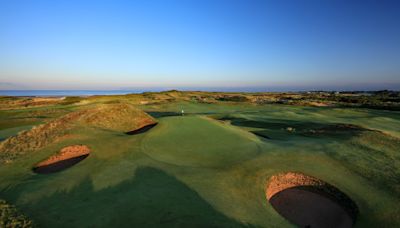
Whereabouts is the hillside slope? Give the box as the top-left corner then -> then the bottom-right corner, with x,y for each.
0,103 -> 156,163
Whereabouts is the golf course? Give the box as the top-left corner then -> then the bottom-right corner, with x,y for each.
0,92 -> 399,227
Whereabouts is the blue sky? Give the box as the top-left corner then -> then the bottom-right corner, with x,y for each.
0,0 -> 399,91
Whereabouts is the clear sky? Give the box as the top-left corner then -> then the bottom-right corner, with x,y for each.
0,0 -> 399,91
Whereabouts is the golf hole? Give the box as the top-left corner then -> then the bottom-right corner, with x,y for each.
33,145 -> 90,174
266,172 -> 358,228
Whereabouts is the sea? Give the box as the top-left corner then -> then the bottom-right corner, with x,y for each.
0,87 -> 273,97
0,90 -> 146,97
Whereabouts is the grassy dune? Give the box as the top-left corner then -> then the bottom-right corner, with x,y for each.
0,94 -> 399,227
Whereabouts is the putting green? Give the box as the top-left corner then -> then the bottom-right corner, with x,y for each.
142,116 -> 260,167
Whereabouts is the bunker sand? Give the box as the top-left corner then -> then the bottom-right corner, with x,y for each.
266,172 -> 358,228
33,145 -> 90,174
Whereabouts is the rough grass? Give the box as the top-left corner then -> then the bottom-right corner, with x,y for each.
327,131 -> 400,195
0,97 -> 61,110
0,103 -> 155,163
0,199 -> 33,228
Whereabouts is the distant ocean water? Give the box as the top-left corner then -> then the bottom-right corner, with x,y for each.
0,90 -> 145,97
0,88 -> 274,96
2,87 -> 394,97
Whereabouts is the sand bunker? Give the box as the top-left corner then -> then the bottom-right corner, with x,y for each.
126,123 -> 158,135
266,172 -> 358,228
33,145 -> 90,174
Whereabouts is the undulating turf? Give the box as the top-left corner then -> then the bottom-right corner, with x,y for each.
0,99 -> 399,227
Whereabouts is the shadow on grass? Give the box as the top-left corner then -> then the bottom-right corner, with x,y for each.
32,154 -> 90,174
219,116 -> 367,140
269,186 -> 357,228
147,112 -> 181,118
250,131 -> 271,139
147,111 -> 217,118
126,123 -> 158,135
16,167 -> 253,227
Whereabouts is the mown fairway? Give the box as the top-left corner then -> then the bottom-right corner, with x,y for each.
0,100 -> 399,227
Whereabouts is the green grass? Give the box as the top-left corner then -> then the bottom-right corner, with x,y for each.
0,100 -> 399,227
0,103 -> 156,163
142,116 -> 261,168
0,125 -> 36,141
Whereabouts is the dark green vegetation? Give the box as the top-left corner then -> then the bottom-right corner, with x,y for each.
300,90 -> 400,110
0,199 -> 33,227
0,91 -> 399,227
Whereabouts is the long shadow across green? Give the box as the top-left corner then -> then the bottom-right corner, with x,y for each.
219,116 -> 367,140
8,167 -> 254,227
